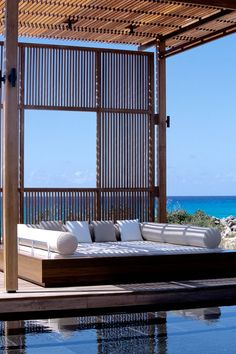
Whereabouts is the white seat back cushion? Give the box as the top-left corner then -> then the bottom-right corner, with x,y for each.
117,219 -> 143,241
40,220 -> 64,231
141,223 -> 221,248
91,221 -> 117,242
66,221 -> 92,243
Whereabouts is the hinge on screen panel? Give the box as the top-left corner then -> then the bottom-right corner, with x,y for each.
166,115 -> 170,128
154,114 -> 159,125
154,114 -> 170,128
0,68 -> 17,88
8,68 -> 17,87
154,186 -> 159,196
0,70 -> 5,88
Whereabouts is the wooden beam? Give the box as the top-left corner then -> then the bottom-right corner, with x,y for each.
3,0 -> 19,292
138,39 -> 158,51
157,41 -> 167,223
138,9 -> 232,50
169,0 -> 236,10
163,22 -> 236,58
162,9 -> 232,41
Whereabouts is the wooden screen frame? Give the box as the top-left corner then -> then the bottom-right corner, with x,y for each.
0,42 -> 160,225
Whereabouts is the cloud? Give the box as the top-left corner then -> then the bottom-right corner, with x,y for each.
189,154 -> 197,160
73,170 -> 96,186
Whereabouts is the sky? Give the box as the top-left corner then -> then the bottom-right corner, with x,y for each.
167,34 -> 236,196
20,34 -> 236,195
24,110 -> 96,188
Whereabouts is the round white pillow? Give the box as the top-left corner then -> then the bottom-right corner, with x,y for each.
17,225 -> 78,255
48,231 -> 78,255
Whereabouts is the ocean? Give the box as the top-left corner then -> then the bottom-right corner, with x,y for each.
167,196 -> 236,219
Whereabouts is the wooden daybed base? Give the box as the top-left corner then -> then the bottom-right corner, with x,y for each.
1,242 -> 236,287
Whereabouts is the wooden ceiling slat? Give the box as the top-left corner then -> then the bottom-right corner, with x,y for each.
0,0 -> 235,53
162,9 -> 233,40
168,0 -> 236,11
165,22 -> 236,57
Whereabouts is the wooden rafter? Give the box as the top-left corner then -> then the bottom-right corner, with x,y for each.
18,21 -> 157,40
138,8 -> 233,50
168,0 -> 236,10
18,1 -> 212,20
163,22 -> 236,57
18,3 -> 206,22
162,9 -> 233,40
19,8 -> 181,32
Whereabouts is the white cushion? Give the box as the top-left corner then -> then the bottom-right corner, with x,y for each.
17,224 -> 78,255
26,224 -> 41,229
40,220 -> 64,231
91,221 -> 117,242
117,219 -> 143,241
141,223 -> 221,249
66,221 -> 92,243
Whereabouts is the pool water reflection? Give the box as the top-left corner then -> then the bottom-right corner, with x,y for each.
1,306 -> 236,353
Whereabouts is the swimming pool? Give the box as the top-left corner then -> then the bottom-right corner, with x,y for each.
1,306 -> 235,353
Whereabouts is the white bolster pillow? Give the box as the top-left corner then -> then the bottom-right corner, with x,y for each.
17,224 -> 78,255
141,222 -> 221,248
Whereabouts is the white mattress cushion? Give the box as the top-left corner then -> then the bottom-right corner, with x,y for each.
17,224 -> 78,255
19,240 -> 222,260
141,222 -> 221,248
117,219 -> 143,241
66,221 -> 92,243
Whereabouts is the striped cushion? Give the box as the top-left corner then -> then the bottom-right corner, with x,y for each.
141,223 -> 221,249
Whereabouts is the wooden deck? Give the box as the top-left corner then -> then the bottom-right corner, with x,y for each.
1,272 -> 236,320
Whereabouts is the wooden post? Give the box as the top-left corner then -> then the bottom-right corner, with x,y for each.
96,51 -> 101,220
4,321 -> 26,352
149,53 -> 155,222
3,0 -> 19,292
157,41 -> 167,222
19,46 -> 25,224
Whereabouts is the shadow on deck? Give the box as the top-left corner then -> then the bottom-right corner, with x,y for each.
1,272 -> 236,320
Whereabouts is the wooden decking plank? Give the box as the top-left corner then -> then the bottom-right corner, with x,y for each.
1,272 -> 236,319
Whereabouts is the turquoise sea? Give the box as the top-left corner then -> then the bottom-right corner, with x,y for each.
167,196 -> 236,219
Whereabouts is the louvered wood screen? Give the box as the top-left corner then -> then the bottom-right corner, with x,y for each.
0,42 -> 156,229
23,44 -> 97,110
98,50 -> 155,221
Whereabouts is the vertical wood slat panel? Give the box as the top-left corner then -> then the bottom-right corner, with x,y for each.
100,112 -> 150,189
24,45 -> 96,109
98,50 -> 155,222
149,54 -> 155,221
18,187 -> 153,224
23,189 -> 97,224
96,50 -> 101,220
101,52 -> 149,111
99,111 -> 151,220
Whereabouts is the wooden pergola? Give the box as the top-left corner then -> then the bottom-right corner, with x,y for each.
1,0 -> 236,292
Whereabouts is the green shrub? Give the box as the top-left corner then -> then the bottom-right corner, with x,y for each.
167,209 -> 222,231
167,209 -> 191,224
